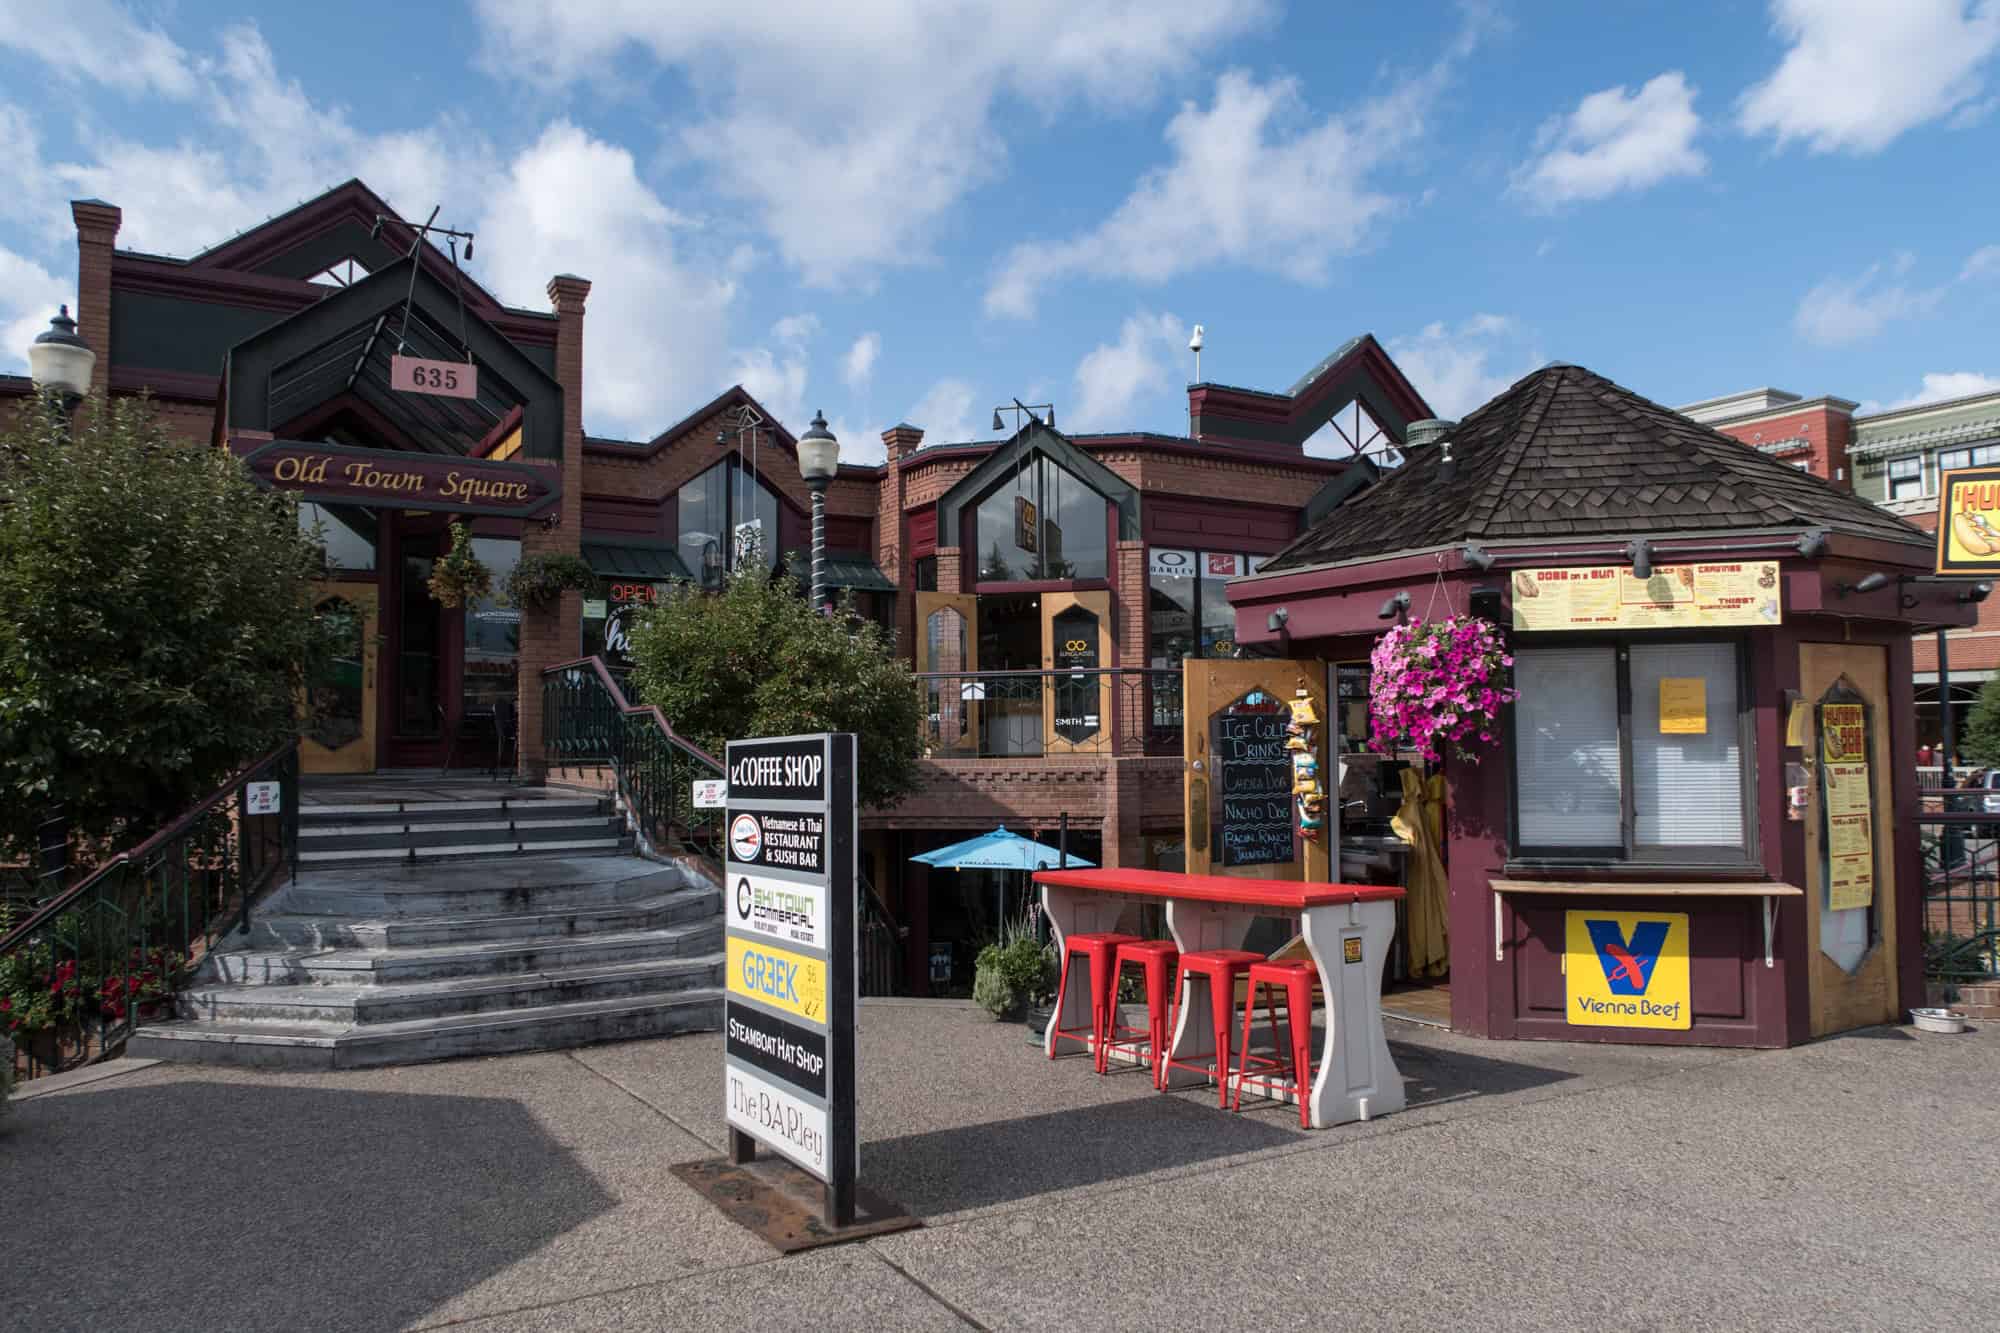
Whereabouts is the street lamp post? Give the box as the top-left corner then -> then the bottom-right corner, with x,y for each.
28,305 -> 95,435
24,305 -> 95,887
797,410 -> 840,615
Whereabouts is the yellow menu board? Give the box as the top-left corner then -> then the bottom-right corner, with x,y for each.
1659,677 -> 1707,734
1511,562 -> 1782,631
1820,702 -> 1874,912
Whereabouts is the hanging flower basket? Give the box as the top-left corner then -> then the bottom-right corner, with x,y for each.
503,553 -> 601,611
1368,614 -> 1518,764
427,521 -> 492,609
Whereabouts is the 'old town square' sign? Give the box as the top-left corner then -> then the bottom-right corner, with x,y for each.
237,440 -> 559,518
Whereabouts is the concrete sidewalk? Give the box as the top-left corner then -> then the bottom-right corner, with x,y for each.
5,1004 -> 1996,1331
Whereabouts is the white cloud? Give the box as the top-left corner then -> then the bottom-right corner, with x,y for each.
842,332 -> 880,394
1071,311 -> 1184,431
1866,371 -> 2000,412
1385,315 -> 1532,420
984,13 -> 1486,320
0,247 -> 74,377
1738,0 -> 2000,154
474,0 -> 1271,287
1,22 -> 745,438
770,313 -> 820,346
1793,261 -> 1947,346
1963,245 -> 2000,280
905,378 -> 988,446
0,0 -> 197,99
1512,72 -> 1706,207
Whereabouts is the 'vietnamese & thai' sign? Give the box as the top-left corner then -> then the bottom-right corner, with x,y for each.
1511,562 -> 1780,631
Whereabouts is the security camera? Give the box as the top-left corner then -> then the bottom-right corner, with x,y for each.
1189,324 -> 1205,353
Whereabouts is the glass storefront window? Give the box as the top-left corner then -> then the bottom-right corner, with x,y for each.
301,502 -> 377,572
970,455 -> 1107,582
1149,549 -> 1254,663
582,582 -> 666,666
678,459 -> 783,589
462,537 -> 521,716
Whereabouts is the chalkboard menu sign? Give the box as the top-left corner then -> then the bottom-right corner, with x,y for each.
1210,696 -> 1294,867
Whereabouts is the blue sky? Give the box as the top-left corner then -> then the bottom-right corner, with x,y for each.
2,0 -> 1996,463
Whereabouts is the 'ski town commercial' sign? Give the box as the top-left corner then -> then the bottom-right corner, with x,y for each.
722,733 -> 860,1225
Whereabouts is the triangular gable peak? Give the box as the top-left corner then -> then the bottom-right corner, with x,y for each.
931,420 -> 1141,546
1189,333 -> 1433,454
186,179 -> 513,317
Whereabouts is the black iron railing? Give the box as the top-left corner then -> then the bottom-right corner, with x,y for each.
915,667 -> 1182,758
542,657 -> 907,996
1920,799 -> 2000,994
542,657 -> 726,864
1,743 -> 300,1083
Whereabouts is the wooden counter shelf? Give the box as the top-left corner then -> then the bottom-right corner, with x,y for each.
1488,879 -> 1804,966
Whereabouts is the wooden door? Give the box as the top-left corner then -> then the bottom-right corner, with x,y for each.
1183,658 -> 1330,881
302,582 -> 379,774
1042,589 -> 1113,755
915,592 -> 978,757
1799,642 -> 1898,1036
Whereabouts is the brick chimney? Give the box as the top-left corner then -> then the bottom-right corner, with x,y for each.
880,424 -> 923,653
71,200 -> 122,399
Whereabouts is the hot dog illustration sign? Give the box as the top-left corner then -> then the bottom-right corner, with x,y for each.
721,733 -> 860,1221
1936,467 -> 2000,573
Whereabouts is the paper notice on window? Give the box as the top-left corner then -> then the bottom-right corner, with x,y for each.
1658,677 -> 1707,734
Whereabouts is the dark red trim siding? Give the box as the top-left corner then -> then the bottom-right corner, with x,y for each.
1144,495 -> 1298,551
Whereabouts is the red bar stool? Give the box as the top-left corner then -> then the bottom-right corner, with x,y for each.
1048,932 -> 1138,1067
1230,958 -> 1318,1128
1099,939 -> 1180,1084
1161,949 -> 1263,1107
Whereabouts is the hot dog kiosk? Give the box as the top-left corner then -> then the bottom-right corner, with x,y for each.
1226,364 -> 1968,1047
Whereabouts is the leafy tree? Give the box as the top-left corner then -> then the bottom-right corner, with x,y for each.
625,569 -> 924,809
1959,676 -> 2000,769
0,394 -> 336,860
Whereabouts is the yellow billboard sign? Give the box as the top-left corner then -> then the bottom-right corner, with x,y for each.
1564,910 -> 1691,1030
1935,467 -> 2000,573
1511,562 -> 1781,631
726,936 -> 828,1026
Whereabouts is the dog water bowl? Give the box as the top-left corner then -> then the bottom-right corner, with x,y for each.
1911,1008 -> 1968,1034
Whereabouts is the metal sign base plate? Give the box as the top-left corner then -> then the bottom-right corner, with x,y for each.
671,1158 -> 918,1254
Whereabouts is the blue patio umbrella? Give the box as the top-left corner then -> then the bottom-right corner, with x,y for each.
911,826 -> 1094,930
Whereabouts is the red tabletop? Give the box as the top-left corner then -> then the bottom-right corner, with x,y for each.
1034,867 -> 1405,910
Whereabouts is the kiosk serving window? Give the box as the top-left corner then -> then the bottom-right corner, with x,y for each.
1512,638 -> 1751,862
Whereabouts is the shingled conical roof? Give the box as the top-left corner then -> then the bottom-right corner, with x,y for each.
1262,363 -> 1929,573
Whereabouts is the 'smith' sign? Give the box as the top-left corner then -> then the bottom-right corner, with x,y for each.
239,440 -> 557,518
723,732 -> 859,1223
391,353 -> 479,399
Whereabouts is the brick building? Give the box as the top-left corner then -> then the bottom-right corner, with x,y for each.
1680,383 -> 2000,752
3,181 -> 1435,991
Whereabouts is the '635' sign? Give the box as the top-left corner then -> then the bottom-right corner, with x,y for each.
391,354 -> 479,400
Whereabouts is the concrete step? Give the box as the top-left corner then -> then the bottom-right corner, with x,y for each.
301,797 -> 608,823
202,921 -> 725,986
303,815 -> 619,839
279,857 -> 668,917
298,836 -> 630,868
242,886 -> 721,950
129,988 -> 724,1070
299,818 -> 624,854
178,954 -> 723,1025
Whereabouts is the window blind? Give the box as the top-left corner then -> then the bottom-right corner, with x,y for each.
1514,647 -> 1622,847
1630,642 -> 1741,847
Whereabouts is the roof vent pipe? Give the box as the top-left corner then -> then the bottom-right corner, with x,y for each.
1403,418 -> 1457,449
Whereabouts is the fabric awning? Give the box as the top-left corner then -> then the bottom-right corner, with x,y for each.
582,541 -> 693,583
785,550 -> 896,592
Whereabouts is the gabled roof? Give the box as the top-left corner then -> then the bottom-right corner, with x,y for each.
1264,363 -> 1929,573
931,420 -> 1142,543
1189,333 -> 1433,452
585,384 -> 799,461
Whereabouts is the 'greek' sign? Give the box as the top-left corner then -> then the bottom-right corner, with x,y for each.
723,733 -> 857,1211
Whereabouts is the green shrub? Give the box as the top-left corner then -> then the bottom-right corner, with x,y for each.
973,922 -> 1057,1018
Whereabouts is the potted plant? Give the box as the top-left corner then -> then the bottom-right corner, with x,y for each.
427,521 -> 492,609
1019,939 -> 1060,1045
1368,613 -> 1518,763
973,915 -> 1055,1023
504,552 -> 601,611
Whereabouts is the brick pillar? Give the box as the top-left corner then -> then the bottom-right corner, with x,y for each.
1113,538 -> 1148,750
71,200 -> 121,400
516,273 -> 590,782
880,424 -> 922,658
936,546 -> 962,595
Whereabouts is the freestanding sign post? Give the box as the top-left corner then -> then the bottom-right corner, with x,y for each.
721,732 -> 858,1227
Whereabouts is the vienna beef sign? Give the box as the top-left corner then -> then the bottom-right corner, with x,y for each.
723,732 -> 859,1222
238,440 -> 557,519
